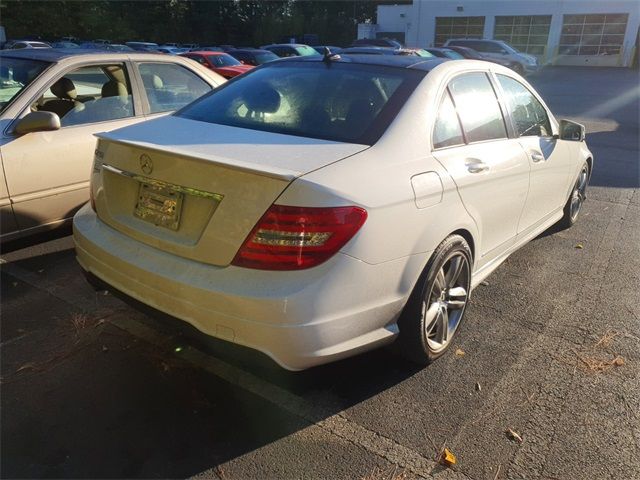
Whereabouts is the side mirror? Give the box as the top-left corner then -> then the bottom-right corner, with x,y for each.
14,111 -> 61,135
500,49 -> 509,55
559,119 -> 586,142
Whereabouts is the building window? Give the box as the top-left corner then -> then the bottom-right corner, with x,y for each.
559,13 -> 628,55
435,17 -> 485,46
494,16 -> 551,56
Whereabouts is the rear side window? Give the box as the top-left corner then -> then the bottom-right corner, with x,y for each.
433,91 -> 464,149
448,72 -> 507,143
139,63 -> 211,114
179,62 -> 424,145
497,74 -> 552,137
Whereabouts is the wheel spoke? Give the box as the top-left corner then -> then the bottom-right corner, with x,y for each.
447,286 -> 467,309
439,306 -> 450,344
578,171 -> 588,191
445,256 -> 464,287
433,268 -> 446,297
424,301 -> 441,333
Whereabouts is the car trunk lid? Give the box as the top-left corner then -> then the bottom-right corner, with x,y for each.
93,116 -> 368,266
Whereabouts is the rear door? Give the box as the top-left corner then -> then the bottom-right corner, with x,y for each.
494,73 -> 572,232
134,61 -> 213,118
2,61 -> 143,232
432,71 -> 531,266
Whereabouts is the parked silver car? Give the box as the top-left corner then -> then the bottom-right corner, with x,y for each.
444,39 -> 540,75
0,48 -> 224,242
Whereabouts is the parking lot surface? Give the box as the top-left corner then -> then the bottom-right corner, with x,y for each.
1,66 -> 639,479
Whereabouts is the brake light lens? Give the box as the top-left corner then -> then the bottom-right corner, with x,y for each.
232,205 -> 367,270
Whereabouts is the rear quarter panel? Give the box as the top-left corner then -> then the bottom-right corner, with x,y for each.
277,65 -> 478,269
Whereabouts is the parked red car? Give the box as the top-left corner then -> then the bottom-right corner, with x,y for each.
180,51 -> 253,78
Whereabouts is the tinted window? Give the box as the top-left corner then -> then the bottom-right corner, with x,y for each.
179,62 -> 423,145
255,52 -> 279,64
139,63 -> 211,114
443,50 -> 465,59
448,72 -> 507,143
479,41 -> 507,53
34,64 -> 134,127
433,91 -> 464,149
497,74 -> 552,137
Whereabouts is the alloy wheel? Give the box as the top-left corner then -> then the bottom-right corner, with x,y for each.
422,252 -> 471,353
570,165 -> 589,222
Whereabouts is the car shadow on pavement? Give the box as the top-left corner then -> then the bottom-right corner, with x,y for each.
1,245 -> 423,479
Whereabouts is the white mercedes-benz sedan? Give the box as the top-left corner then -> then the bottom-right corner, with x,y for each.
73,54 -> 592,370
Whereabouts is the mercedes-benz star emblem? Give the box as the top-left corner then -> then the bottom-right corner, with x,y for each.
139,154 -> 153,175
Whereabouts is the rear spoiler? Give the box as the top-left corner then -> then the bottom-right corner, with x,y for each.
95,132 -> 298,182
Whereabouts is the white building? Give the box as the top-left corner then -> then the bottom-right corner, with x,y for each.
360,0 -> 640,67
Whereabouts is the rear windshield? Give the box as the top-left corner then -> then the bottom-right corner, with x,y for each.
0,57 -> 50,113
255,52 -> 279,64
208,53 -> 242,67
294,45 -> 321,56
178,61 -> 424,145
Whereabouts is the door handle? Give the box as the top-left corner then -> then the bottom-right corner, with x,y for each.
465,159 -> 489,174
530,151 -> 544,163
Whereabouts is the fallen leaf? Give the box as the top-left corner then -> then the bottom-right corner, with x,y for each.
506,428 -> 523,443
12,282 -> 18,287
37,269 -> 44,273
575,243 -> 584,249
439,447 -> 457,467
614,356 -> 625,367
475,382 -> 482,392
175,346 -> 183,353
480,281 -> 489,286
455,348 -> 465,357
102,345 -> 109,353
16,362 -> 37,373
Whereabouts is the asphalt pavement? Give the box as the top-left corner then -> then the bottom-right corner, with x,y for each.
1,66 -> 639,479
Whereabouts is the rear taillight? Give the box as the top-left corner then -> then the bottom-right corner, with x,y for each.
231,205 -> 367,270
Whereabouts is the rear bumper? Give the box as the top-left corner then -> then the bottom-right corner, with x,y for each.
73,204 -> 426,370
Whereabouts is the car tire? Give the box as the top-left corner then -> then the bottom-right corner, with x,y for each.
397,234 -> 472,365
558,161 -> 589,230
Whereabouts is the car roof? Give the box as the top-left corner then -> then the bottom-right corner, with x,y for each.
447,38 -> 499,43
229,48 -> 273,54
187,50 -> 226,55
0,48 -> 162,62
263,44 -> 308,48
284,54 -> 448,71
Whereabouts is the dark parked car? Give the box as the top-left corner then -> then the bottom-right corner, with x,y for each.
227,48 -> 280,66
312,45 -> 342,54
261,43 -> 320,58
125,41 -> 159,51
197,46 -> 224,52
339,47 -> 420,56
51,41 -> 79,49
350,38 -> 403,48
425,48 -> 465,60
